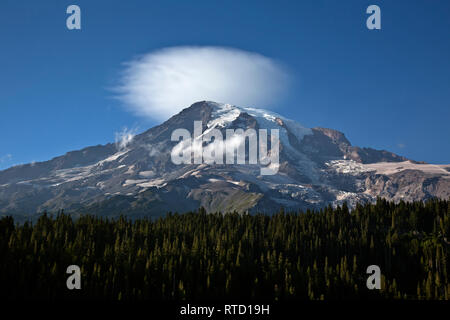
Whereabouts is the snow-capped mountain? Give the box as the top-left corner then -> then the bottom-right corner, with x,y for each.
1,101 -> 449,219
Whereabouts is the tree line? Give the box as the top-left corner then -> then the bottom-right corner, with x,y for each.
0,198 -> 448,300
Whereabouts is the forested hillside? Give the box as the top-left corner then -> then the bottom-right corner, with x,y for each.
0,199 -> 449,300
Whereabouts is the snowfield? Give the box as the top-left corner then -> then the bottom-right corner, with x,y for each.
327,160 -> 450,178
363,161 -> 450,177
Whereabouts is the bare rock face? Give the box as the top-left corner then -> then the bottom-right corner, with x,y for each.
364,170 -> 450,202
0,101 -> 448,219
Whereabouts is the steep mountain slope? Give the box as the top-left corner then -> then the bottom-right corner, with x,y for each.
0,101 -> 449,218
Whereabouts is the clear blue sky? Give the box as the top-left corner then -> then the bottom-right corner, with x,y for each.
1,0 -> 449,170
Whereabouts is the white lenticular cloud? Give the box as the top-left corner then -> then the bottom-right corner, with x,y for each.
117,46 -> 289,120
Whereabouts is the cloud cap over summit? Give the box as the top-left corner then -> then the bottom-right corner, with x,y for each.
116,46 -> 290,120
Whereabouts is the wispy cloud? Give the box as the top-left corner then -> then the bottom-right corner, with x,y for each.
115,127 -> 137,150
116,46 -> 290,121
0,154 -> 12,163
0,154 -> 13,170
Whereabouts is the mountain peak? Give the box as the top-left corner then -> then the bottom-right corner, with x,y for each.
312,127 -> 351,146
0,100 -> 448,218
